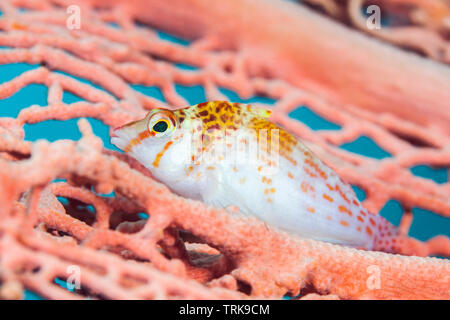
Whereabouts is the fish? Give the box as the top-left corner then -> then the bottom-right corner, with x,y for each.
111,101 -> 401,252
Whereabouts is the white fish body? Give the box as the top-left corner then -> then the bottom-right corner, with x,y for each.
111,101 -> 400,252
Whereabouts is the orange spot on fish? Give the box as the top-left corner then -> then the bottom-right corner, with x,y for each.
152,141 -> 173,167
338,205 -> 352,217
11,21 -> 27,30
304,167 -> 317,178
323,194 -> 333,202
307,207 -> 315,213
138,130 -> 150,140
340,220 -> 349,227
124,130 -> 153,153
334,185 -> 350,204
262,177 -> 272,184
366,226 -> 373,236
300,182 -> 310,193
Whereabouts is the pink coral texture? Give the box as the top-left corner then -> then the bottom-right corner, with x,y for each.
0,0 -> 449,300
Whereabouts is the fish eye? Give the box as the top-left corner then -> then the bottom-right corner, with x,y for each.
147,109 -> 177,137
152,119 -> 169,133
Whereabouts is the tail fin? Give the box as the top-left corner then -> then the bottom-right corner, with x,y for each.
372,215 -> 450,257
372,216 -> 403,253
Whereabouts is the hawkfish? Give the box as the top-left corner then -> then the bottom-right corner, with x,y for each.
111,101 -> 401,252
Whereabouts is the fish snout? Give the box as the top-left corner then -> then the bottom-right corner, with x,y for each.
110,126 -> 129,151
111,127 -> 120,138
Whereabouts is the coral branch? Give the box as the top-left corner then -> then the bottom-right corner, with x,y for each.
119,0 -> 450,134
0,120 -> 448,299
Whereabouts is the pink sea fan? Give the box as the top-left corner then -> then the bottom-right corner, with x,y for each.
0,0 -> 449,300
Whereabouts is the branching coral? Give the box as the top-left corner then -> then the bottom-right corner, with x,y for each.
1,120 -> 449,299
0,0 -> 449,299
301,0 -> 450,64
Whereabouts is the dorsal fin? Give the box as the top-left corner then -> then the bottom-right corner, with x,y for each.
249,105 -> 272,119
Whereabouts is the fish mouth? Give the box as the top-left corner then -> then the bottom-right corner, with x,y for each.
110,128 -> 128,151
110,137 -> 125,150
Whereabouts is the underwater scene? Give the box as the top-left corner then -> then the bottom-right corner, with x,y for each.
0,0 -> 449,302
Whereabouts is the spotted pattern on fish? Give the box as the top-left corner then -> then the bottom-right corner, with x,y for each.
111,101 -> 402,253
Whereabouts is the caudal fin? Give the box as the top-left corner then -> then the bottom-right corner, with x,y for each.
372,216 -> 403,253
373,215 -> 450,257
